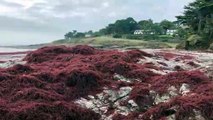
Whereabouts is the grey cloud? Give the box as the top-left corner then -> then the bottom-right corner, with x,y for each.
0,16 -> 63,33
0,0 -> 195,45
0,0 -> 23,8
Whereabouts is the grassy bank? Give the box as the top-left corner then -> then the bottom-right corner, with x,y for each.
52,36 -> 178,49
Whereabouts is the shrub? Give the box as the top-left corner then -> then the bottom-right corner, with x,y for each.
125,34 -> 159,40
209,43 -> 213,50
176,41 -> 186,49
187,34 -> 202,46
113,34 -> 122,38
125,34 -> 143,40
176,34 -> 210,50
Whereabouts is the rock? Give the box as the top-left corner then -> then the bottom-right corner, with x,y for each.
179,83 -> 190,95
154,86 -> 178,104
75,87 -> 133,119
188,110 -> 205,120
113,74 -> 132,83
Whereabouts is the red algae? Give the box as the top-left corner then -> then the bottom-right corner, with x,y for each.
139,94 -> 213,120
112,113 -> 126,120
3,101 -> 100,120
127,68 -> 158,82
7,64 -> 33,75
128,85 -> 154,112
187,61 -> 200,67
23,46 -> 72,63
0,72 -> 13,82
70,45 -> 96,55
64,69 -> 100,89
0,61 -> 6,63
10,87 -> 64,102
126,49 -> 153,58
0,45 -> 148,119
31,72 -> 55,83
155,52 -> 194,60
24,45 -> 96,63
0,45 -> 212,120
150,70 -> 211,95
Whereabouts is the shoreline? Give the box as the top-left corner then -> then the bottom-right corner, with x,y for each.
0,45 -> 212,119
0,48 -> 31,68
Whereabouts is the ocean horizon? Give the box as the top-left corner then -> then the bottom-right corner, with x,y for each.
0,47 -> 32,53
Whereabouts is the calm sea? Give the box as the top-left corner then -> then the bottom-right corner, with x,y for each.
0,47 -> 32,53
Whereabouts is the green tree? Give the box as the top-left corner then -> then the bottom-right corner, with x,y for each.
138,19 -> 168,35
114,17 -> 139,34
65,32 -> 74,39
160,20 -> 176,34
176,0 -> 213,37
87,30 -> 93,35
75,32 -> 85,38
98,28 -> 107,35
138,19 -> 154,30
101,17 -> 139,35
64,30 -> 85,39
152,23 -> 164,35
176,0 -> 213,49
176,27 -> 188,39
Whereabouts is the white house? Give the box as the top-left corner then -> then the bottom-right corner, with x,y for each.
134,30 -> 144,35
134,30 -> 153,35
166,30 -> 177,35
85,34 -> 92,38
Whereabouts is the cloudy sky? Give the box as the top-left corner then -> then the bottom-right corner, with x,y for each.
0,0 -> 195,45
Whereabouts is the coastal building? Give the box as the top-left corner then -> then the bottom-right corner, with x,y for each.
166,30 -> 177,35
134,30 -> 143,35
134,30 -> 154,35
85,34 -> 92,38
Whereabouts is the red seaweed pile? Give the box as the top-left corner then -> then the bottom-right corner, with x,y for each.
0,45 -> 212,120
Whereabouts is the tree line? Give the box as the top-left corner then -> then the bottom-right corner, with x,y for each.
64,18 -> 179,39
65,30 -> 93,39
176,0 -> 213,49
64,0 -> 213,50
98,18 -> 177,36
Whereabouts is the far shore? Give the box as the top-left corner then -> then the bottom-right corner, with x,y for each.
0,43 -> 47,50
